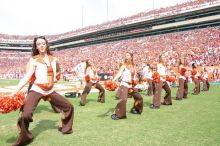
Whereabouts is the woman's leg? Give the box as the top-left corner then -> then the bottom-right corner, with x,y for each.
202,79 -> 208,91
147,79 -> 153,96
112,85 -> 128,119
176,78 -> 184,100
152,81 -> 162,108
183,79 -> 188,98
94,82 -> 105,103
162,81 -> 172,105
50,91 -> 74,134
129,88 -> 143,114
207,80 -> 210,90
13,91 -> 42,146
80,82 -> 93,106
115,88 -> 121,100
193,78 -> 200,94
49,101 -> 61,113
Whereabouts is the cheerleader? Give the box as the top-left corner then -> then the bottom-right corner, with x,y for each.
11,36 -> 74,146
142,63 -> 154,96
201,67 -> 210,91
111,52 -> 143,120
176,58 -> 188,100
72,60 -> 86,97
150,65 -> 162,109
80,59 -> 105,106
191,63 -> 200,95
158,55 -> 172,105
150,55 -> 172,109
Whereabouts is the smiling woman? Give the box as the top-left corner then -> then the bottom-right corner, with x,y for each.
10,36 -> 74,146
32,36 -> 52,56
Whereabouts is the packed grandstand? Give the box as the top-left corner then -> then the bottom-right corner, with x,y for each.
0,0 -> 219,81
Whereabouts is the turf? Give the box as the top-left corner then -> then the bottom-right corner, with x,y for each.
0,83 -> 220,146
0,79 -> 19,86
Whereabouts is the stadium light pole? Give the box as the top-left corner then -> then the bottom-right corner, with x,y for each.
152,0 -> 155,18
81,6 -> 84,27
107,0 -> 109,21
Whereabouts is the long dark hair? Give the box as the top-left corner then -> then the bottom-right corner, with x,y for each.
32,36 -> 52,56
159,55 -> 164,64
192,63 -> 196,69
125,52 -> 134,66
85,59 -> 91,73
178,59 -> 183,66
178,58 -> 183,73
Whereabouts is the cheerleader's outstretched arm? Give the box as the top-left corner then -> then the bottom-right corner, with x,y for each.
11,58 -> 36,96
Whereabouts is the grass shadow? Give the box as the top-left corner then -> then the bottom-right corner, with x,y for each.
6,119 -> 57,145
6,136 -> 17,144
171,95 -> 177,100
31,119 -> 58,138
77,98 -> 100,106
144,101 -> 152,107
97,108 -> 115,117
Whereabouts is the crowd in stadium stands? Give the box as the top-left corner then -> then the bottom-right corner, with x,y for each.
0,27 -> 219,81
0,0 -> 219,42
0,51 -> 29,79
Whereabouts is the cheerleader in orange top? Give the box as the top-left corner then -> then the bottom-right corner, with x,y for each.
201,67 -> 210,91
150,66 -> 162,109
21,59 -> 61,113
176,58 -> 188,100
11,36 -> 74,146
72,60 -> 86,97
111,52 -> 143,120
151,55 -> 172,109
191,63 -> 200,95
80,59 -> 105,106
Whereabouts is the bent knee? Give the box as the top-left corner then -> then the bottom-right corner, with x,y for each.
68,104 -> 74,112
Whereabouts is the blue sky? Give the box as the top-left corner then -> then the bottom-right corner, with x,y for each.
0,0 -> 188,35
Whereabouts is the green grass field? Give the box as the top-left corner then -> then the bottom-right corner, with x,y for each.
0,81 -> 220,146
0,79 -> 19,86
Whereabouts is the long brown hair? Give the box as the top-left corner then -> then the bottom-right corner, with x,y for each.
158,55 -> 164,64
85,59 -> 91,73
192,63 -> 196,69
124,52 -> 134,66
178,58 -> 183,73
32,36 -> 52,56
